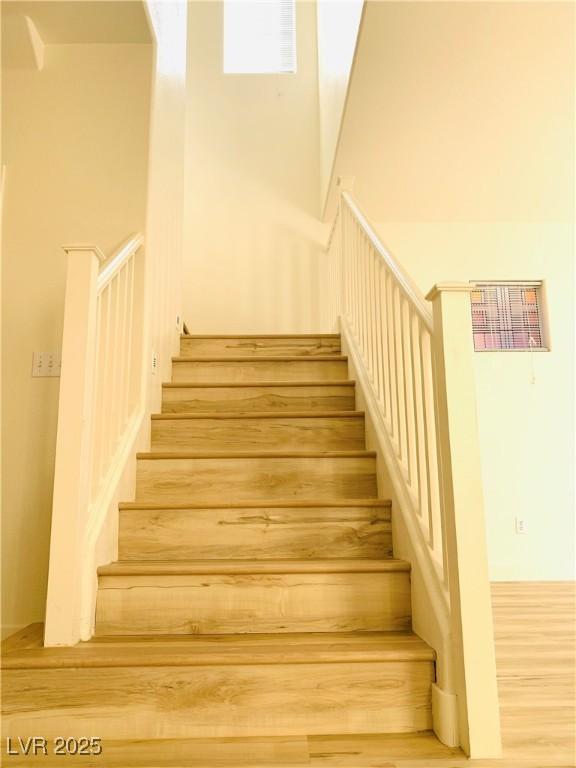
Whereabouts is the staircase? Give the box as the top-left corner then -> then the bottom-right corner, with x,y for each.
2,334 -> 440,748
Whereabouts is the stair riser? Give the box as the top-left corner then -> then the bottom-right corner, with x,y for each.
180,336 -> 341,358
136,456 -> 378,503
172,359 -> 349,383
162,384 -> 355,413
162,384 -> 356,413
118,506 -> 392,561
2,661 -> 433,739
150,416 -> 365,452
95,572 -> 411,635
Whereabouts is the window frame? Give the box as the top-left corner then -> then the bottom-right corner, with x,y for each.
469,280 -> 550,352
222,0 -> 298,76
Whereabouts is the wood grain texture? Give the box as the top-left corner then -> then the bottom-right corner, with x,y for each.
180,336 -> 341,358
162,382 -> 357,413
489,581 -> 575,768
97,558 -> 410,576
2,584 -> 572,765
1,659 -> 433,739
150,412 -> 366,452
118,503 -> 392,561
0,736 -> 312,767
171,357 -> 349,383
0,733 -> 466,767
95,568 -> 412,635
135,453 -> 378,503
1,623 -> 43,653
2,631 -> 435,669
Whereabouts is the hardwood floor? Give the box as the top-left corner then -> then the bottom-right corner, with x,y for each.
2,332 -> 573,766
117,501 -> 393,561
2,582 -> 573,765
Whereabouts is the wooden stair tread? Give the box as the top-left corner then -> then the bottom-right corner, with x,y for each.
2,630 -> 434,669
163,380 -> 356,388
173,355 -> 347,362
151,410 -> 364,420
118,498 -> 391,510
181,334 -> 341,339
137,450 -> 376,459
98,558 -> 410,576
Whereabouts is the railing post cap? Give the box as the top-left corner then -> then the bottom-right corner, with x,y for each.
425,282 -> 475,302
62,244 -> 106,263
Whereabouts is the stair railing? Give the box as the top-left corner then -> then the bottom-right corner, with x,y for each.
324,188 -> 501,758
44,235 -> 145,647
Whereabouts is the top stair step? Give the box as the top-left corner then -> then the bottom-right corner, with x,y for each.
180,334 -> 341,358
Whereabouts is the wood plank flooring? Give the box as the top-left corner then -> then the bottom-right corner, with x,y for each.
171,358 -> 350,383
95,561 -> 412,636
161,382 -> 357,414
2,582 -> 573,765
118,501 -> 392,561
135,453 -> 378,503
150,412 -> 366,452
179,335 -> 342,358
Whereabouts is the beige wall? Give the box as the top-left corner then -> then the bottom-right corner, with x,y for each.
183,0 -> 325,334
331,1 -> 575,579
1,30 -> 153,637
316,0 -> 363,209
88,0 -> 189,640
328,1 -> 574,223
143,0 -> 188,393
375,222 -> 575,581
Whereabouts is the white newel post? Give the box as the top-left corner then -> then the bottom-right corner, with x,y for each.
426,283 -> 502,758
44,245 -> 104,647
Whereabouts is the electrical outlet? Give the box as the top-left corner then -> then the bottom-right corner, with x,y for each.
151,352 -> 159,375
515,517 -> 527,535
32,352 -> 61,377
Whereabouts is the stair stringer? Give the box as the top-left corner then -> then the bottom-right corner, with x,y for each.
340,318 -> 460,748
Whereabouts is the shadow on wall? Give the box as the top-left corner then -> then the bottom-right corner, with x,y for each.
183,0 -> 327,334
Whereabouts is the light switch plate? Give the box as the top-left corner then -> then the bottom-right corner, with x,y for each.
515,517 -> 527,535
32,352 -> 61,377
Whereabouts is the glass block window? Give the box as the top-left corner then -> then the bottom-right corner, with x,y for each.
470,282 -> 546,351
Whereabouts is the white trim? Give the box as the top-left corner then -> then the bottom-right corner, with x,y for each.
79,405 -> 146,639
62,243 -> 106,263
97,234 -> 144,293
432,683 -> 460,748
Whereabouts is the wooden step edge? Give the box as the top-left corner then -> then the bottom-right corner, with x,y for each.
162,380 -> 356,389
97,558 -> 410,577
1,622 -> 44,653
118,499 -> 392,510
2,633 -> 435,670
136,450 -> 377,460
172,356 -> 348,363
180,334 -> 341,339
151,410 -> 365,421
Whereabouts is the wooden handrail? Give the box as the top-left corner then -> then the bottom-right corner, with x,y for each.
97,234 -> 144,293
342,192 -> 433,331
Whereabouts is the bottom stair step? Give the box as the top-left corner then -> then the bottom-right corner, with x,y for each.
0,732 -> 465,767
2,631 -> 435,740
